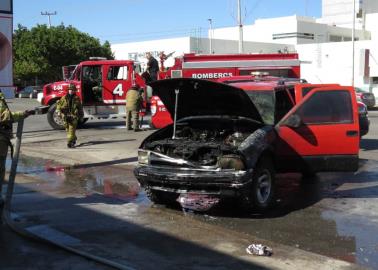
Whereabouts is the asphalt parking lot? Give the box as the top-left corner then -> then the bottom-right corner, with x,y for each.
1,98 -> 377,269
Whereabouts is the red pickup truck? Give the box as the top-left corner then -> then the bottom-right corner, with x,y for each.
135,77 -> 360,212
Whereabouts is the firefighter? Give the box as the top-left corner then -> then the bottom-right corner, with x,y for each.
56,84 -> 84,148
0,90 -> 34,199
146,52 -> 159,81
125,84 -> 143,132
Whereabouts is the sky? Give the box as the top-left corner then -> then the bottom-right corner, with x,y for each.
13,0 -> 322,45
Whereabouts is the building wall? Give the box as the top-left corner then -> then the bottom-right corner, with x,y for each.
320,0 -> 378,29
212,15 -> 368,45
0,0 -> 14,98
365,13 -> 378,39
297,40 -> 378,96
189,37 -> 294,55
112,37 -> 192,70
212,15 -> 303,45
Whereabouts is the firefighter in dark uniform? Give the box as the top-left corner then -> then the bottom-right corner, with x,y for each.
125,84 -> 143,132
0,90 -> 33,199
146,52 -> 159,81
57,84 -> 84,148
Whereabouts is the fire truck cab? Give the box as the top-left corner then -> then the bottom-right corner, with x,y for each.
42,58 -> 146,129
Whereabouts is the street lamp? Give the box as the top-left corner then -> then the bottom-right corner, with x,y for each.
41,11 -> 57,28
351,0 -> 355,86
208,19 -> 213,54
237,0 -> 244,53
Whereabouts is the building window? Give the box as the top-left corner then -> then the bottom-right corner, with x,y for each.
296,91 -> 353,124
329,35 -> 342,42
0,0 -> 12,13
107,66 -> 128,80
273,32 -> 314,40
372,77 -> 378,84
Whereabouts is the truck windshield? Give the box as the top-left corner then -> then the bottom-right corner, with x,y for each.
244,90 -> 275,124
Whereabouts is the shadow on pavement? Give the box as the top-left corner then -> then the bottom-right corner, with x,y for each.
2,182 -> 269,269
76,139 -> 136,147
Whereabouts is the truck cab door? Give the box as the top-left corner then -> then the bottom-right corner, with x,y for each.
81,65 -> 103,104
102,65 -> 131,104
275,86 -> 359,172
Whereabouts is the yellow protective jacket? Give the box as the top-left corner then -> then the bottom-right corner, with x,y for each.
125,88 -> 142,111
0,95 -> 25,139
56,94 -> 84,124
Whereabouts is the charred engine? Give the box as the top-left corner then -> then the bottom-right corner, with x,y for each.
143,118 -> 262,169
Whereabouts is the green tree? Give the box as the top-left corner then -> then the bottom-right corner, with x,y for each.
13,24 -> 114,85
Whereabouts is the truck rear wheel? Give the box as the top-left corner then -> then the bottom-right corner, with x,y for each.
47,103 -> 65,130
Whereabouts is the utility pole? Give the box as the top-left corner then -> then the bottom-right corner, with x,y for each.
41,11 -> 57,28
305,0 -> 308,16
237,0 -> 244,53
208,19 -> 213,54
351,0 -> 356,86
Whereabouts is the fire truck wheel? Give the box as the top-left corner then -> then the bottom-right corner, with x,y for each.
47,103 -> 65,130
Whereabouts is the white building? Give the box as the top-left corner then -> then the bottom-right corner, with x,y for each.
212,15 -> 368,45
111,0 -> 378,96
112,37 -> 294,70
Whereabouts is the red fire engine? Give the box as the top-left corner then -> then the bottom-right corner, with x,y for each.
151,53 -> 301,128
41,58 -> 146,129
159,52 -> 300,79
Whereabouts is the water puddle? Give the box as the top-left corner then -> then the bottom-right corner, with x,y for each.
7,156 -> 144,203
322,210 -> 378,267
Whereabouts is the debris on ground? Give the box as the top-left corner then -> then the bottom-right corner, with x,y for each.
177,194 -> 220,212
246,244 -> 273,256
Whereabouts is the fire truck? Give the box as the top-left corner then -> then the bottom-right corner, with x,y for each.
151,52 -> 301,128
159,52 -> 300,80
41,58 -> 146,129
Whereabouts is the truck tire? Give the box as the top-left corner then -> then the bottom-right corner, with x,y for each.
145,186 -> 179,207
47,103 -> 65,130
240,156 -> 276,212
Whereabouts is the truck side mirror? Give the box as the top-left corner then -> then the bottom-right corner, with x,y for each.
282,114 -> 302,128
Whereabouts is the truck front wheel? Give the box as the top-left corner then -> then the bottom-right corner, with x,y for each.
239,156 -> 276,213
47,103 -> 65,130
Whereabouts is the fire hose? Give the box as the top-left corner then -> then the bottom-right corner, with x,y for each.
1,117 -> 134,270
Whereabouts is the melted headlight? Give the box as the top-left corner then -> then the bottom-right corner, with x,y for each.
138,150 -> 150,165
218,155 -> 245,170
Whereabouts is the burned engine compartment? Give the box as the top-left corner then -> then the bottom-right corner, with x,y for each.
143,117 -> 262,167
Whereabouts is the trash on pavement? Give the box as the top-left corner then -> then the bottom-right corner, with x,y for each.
177,194 -> 220,212
246,244 -> 273,256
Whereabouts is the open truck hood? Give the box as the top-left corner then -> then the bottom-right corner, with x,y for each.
150,78 -> 263,123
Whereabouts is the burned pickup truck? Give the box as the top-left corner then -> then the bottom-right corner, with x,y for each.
134,78 -> 360,211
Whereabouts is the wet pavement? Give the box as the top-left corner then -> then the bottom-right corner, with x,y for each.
3,154 -> 377,269
1,99 -> 377,269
